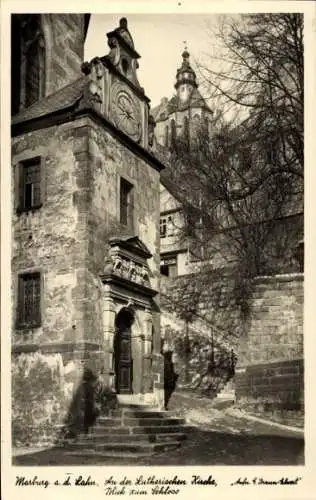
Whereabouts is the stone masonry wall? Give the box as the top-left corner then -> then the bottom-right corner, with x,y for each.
85,119 -> 163,397
12,121 -> 86,346
235,274 -> 304,424
161,272 -> 304,419
11,118 -> 104,444
42,14 -> 87,96
12,114 -> 164,443
238,274 -> 304,366
235,358 -> 304,413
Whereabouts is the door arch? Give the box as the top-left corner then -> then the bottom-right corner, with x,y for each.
114,309 -> 134,394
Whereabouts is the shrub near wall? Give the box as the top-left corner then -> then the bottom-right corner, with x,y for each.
12,352 -> 68,447
164,329 -> 235,397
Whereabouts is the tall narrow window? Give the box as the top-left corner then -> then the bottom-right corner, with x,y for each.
25,36 -> 45,107
17,272 -> 41,328
183,116 -> 190,144
120,178 -> 134,228
23,15 -> 45,108
266,135 -> 279,165
17,157 -> 42,212
164,125 -> 169,147
11,14 -> 46,114
170,119 -> 176,151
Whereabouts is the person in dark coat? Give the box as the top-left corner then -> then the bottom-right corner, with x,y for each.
82,368 -> 98,434
163,351 -> 178,410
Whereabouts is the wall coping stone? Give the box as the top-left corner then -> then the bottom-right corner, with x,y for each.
236,357 -> 304,371
253,273 -> 304,284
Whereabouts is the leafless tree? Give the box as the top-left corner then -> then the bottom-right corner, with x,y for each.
161,13 -> 303,279
200,13 -> 303,178
159,13 -> 304,331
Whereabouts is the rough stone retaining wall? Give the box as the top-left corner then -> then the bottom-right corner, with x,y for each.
235,274 -> 304,425
161,272 -> 304,422
235,358 -> 304,410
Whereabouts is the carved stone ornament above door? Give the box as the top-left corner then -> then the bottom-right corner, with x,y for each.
101,235 -> 157,298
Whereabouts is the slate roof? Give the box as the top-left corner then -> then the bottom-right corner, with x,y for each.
12,76 -> 86,126
152,88 -> 212,122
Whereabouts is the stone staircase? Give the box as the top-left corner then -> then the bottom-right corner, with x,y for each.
61,404 -> 189,458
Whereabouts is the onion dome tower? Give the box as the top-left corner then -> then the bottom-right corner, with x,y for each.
174,47 -> 198,104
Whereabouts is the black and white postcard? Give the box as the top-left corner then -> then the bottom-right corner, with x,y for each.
1,1 -> 316,499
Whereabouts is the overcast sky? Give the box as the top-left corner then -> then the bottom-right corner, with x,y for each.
84,14 -> 220,109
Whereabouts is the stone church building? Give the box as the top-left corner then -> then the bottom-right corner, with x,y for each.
152,49 -> 214,278
11,14 -> 167,440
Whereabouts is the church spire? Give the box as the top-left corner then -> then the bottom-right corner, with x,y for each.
174,43 -> 198,103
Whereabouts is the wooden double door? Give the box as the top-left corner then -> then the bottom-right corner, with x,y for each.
114,310 -> 133,394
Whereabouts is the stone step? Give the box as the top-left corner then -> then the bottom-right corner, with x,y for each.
130,424 -> 191,435
97,416 -> 185,427
64,440 -> 181,454
90,424 -> 190,436
91,425 -> 131,435
69,432 -> 187,444
65,449 -> 155,459
124,416 -> 186,426
109,409 -> 175,419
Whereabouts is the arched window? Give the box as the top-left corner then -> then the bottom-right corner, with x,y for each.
25,35 -> 45,107
203,117 -> 209,134
170,119 -> 176,150
183,115 -> 190,144
164,125 -> 169,147
23,15 -> 45,108
11,15 -> 46,114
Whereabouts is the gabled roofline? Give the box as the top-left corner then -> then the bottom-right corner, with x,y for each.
109,235 -> 152,259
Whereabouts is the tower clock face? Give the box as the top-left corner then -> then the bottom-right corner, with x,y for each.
112,89 -> 142,142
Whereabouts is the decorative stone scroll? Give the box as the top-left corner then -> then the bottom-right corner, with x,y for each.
81,57 -> 104,109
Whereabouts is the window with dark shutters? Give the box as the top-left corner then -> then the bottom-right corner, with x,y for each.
17,272 -> 41,328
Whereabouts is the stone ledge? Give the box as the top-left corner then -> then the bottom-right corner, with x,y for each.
237,358 -> 304,370
12,341 -> 102,354
253,272 -> 304,284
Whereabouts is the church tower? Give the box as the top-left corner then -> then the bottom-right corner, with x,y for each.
152,47 -> 213,148
174,48 -> 198,105
11,16 -> 165,446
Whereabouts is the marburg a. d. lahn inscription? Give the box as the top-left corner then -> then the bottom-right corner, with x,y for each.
15,474 -> 218,494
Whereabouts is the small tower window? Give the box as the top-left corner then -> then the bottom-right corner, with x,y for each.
121,58 -> 129,75
120,177 -> 134,228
